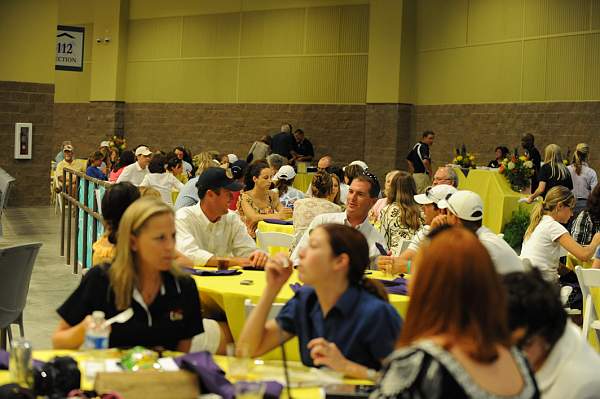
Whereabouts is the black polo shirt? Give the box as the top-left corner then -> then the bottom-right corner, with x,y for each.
271,132 -> 295,159
294,138 -> 314,158
57,264 -> 203,351
406,142 -> 430,174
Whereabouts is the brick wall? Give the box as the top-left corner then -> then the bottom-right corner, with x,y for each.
50,100 -> 600,205
124,103 -> 366,168
414,102 -> 600,172
0,81 -> 54,206
364,103 -> 414,177
53,102 -> 125,161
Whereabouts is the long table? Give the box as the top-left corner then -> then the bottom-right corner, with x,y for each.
454,168 -> 531,233
0,350 -> 369,398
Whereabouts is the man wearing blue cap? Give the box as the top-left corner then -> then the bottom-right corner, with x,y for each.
175,167 -> 267,268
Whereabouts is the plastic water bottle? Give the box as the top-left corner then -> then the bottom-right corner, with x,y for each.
84,311 -> 109,350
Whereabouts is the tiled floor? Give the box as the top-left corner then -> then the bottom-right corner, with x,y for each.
1,207 -> 81,349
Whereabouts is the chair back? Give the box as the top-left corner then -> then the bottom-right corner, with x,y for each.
255,231 -> 296,255
575,266 -> 600,341
244,298 -> 285,321
0,168 -> 16,236
0,243 -> 42,328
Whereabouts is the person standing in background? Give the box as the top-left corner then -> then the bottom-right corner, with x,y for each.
270,123 -> 295,160
406,131 -> 434,194
522,133 -> 542,193
568,143 -> 597,217
291,129 -> 314,163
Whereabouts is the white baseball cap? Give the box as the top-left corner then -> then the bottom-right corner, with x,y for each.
273,165 -> 296,181
227,154 -> 238,164
414,184 -> 457,205
343,160 -> 368,171
135,146 -> 152,156
438,190 -> 483,221
100,141 -> 110,148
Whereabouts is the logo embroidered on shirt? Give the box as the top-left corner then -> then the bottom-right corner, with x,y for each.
169,309 -> 184,321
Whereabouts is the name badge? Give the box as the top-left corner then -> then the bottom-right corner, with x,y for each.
169,309 -> 184,321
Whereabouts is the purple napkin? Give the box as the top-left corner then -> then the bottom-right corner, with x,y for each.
263,219 -> 293,225
289,283 -> 303,293
374,277 -> 408,296
175,351 -> 234,399
174,351 -> 282,399
181,267 -> 242,277
0,350 -> 46,370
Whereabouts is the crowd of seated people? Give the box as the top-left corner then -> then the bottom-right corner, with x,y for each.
51,129 -> 600,397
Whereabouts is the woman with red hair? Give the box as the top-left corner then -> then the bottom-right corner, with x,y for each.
371,226 -> 539,398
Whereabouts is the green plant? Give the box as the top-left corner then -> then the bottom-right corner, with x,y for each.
503,205 -> 531,251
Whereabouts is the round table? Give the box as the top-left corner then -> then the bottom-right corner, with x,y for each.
193,269 -> 410,360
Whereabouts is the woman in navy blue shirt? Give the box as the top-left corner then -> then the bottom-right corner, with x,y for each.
238,223 -> 402,379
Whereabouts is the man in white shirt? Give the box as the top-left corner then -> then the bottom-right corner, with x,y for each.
436,190 -> 523,274
377,184 -> 457,274
176,167 -> 268,268
291,173 -> 386,268
505,270 -> 600,399
116,146 -> 152,185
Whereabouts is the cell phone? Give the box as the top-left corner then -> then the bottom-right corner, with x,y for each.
375,242 -> 387,256
324,384 -> 375,398
240,279 -> 254,285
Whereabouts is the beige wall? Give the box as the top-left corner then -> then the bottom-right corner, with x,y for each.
0,0 -> 57,84
415,0 -> 600,104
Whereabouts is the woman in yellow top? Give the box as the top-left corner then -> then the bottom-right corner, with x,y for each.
92,182 -> 141,266
167,155 -> 188,184
93,183 -> 193,267
237,161 -> 292,238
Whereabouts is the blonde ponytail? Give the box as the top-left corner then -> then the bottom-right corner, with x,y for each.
572,143 -> 590,176
525,186 -> 575,240
524,202 -> 545,240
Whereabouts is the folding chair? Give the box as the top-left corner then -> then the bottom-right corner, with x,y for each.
255,231 -> 296,256
244,298 -> 286,321
0,242 -> 42,349
575,266 -> 600,342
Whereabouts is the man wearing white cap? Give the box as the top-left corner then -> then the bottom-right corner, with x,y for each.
272,165 -> 305,208
377,184 -> 457,275
435,190 -> 524,274
116,145 -> 152,185
55,144 -> 86,193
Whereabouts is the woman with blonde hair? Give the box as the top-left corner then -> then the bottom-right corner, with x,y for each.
372,227 -> 539,398
568,143 -> 598,216
369,170 -> 400,223
193,152 -> 218,177
521,186 -> 600,283
52,197 -> 203,351
527,144 -> 573,203
378,172 -> 423,255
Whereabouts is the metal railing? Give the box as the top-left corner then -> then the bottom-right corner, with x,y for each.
59,167 -> 111,273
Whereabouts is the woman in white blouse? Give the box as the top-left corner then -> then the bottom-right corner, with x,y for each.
520,186 -> 600,283
140,154 -> 184,207
568,143 -> 598,216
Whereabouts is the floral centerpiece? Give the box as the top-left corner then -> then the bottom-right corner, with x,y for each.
452,144 -> 476,169
499,153 -> 534,192
108,135 -> 127,152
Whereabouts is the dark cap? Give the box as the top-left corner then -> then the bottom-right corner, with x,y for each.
196,167 -> 244,193
230,160 -> 248,180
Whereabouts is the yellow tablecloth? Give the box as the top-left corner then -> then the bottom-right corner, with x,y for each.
193,269 -> 410,360
454,168 -> 531,233
0,350 -> 367,398
293,173 -> 314,193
